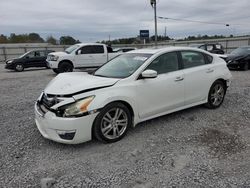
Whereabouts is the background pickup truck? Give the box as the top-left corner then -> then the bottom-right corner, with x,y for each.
47,43 -> 121,73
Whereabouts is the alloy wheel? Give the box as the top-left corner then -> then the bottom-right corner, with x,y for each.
16,64 -> 24,72
101,107 -> 128,140
210,84 -> 225,106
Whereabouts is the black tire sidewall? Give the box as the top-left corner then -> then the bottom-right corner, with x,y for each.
52,69 -> 59,74
206,81 -> 226,109
58,62 -> 73,73
93,102 -> 132,143
15,64 -> 24,72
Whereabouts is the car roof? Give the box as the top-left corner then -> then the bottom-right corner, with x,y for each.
128,46 -> 210,55
28,49 -> 53,52
76,43 -> 105,47
116,47 -> 136,49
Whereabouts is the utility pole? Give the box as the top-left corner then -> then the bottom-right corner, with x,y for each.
164,26 -> 167,38
150,0 -> 158,46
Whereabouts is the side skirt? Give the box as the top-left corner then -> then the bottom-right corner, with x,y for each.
135,100 -> 207,125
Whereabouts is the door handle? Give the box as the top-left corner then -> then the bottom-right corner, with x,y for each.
206,69 -> 214,73
175,77 -> 184,82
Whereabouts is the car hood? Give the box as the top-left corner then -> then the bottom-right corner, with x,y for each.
226,54 -> 248,61
48,51 -> 68,56
44,72 -> 120,96
5,58 -> 18,63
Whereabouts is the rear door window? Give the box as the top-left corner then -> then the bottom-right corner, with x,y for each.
92,45 -> 104,54
80,45 -> 104,54
181,51 -> 206,69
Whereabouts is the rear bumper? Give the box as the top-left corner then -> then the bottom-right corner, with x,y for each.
34,102 -> 98,144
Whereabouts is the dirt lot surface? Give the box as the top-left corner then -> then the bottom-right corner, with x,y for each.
0,65 -> 250,188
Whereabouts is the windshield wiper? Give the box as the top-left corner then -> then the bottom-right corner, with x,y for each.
94,74 -> 110,78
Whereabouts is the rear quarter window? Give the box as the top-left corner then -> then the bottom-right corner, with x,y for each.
181,51 -> 206,69
206,54 -> 213,64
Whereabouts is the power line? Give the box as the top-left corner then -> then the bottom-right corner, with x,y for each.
158,16 -> 230,27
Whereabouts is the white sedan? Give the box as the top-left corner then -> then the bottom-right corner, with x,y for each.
35,47 -> 232,144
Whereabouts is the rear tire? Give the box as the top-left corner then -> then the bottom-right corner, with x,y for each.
205,80 -> 226,109
93,102 -> 132,143
58,61 -> 73,73
15,64 -> 24,72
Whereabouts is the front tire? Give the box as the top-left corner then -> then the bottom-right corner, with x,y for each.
205,80 -> 226,109
58,61 -> 73,73
52,68 -> 59,74
241,62 -> 249,71
15,64 -> 24,72
93,102 -> 132,143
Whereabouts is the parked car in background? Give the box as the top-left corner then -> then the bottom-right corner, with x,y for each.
113,47 -> 137,53
5,50 -> 54,72
47,43 -> 121,74
190,43 -> 225,54
35,47 -> 232,144
225,46 -> 250,70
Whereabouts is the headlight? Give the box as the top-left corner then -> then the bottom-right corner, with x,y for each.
6,60 -> 13,64
49,55 -> 59,61
59,96 -> 95,117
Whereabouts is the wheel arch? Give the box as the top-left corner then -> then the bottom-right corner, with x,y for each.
58,59 -> 74,68
91,100 -> 136,140
213,78 -> 227,89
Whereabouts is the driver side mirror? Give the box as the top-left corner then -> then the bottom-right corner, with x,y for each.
76,50 -> 81,55
140,69 -> 158,79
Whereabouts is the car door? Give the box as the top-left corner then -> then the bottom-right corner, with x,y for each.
136,52 -> 185,119
74,45 -> 94,67
91,45 -> 107,66
180,51 -> 214,105
25,51 -> 45,68
36,50 -> 47,67
24,51 -> 37,68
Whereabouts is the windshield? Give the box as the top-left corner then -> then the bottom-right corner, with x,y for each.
19,51 -> 32,58
231,47 -> 250,56
94,53 -> 152,78
65,44 -> 80,54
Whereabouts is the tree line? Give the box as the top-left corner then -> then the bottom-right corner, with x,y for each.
100,35 -> 172,45
0,33 -> 242,45
0,33 -> 80,45
99,34 -> 239,44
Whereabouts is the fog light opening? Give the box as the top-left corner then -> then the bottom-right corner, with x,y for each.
56,130 -> 76,140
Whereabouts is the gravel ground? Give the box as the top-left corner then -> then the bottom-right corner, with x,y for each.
0,65 -> 250,188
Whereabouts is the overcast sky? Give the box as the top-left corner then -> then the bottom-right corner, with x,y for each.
1,0 -> 250,42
